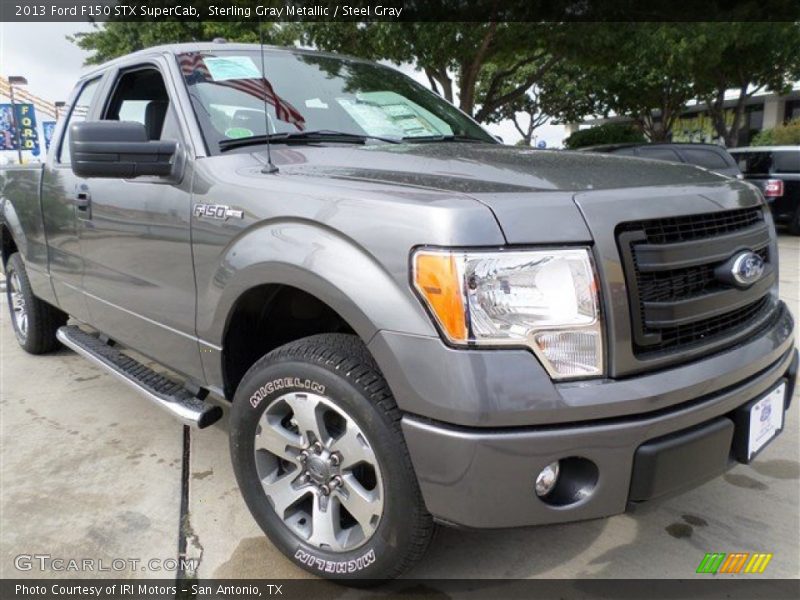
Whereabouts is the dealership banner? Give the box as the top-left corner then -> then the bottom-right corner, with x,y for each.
0,103 -> 41,156
42,121 -> 57,151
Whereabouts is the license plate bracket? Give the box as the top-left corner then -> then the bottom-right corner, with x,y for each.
732,381 -> 786,463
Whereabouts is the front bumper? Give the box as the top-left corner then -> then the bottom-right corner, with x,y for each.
403,346 -> 796,528
393,307 -> 796,528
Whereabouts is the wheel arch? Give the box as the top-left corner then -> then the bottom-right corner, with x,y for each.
204,221 -> 436,397
1,199 -> 24,268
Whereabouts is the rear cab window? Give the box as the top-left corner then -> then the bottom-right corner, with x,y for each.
681,148 -> 730,170
636,146 -> 683,162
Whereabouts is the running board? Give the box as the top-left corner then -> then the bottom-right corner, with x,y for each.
57,326 -> 223,429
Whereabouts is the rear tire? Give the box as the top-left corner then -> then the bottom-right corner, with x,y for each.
229,333 -> 434,581
5,253 -> 67,354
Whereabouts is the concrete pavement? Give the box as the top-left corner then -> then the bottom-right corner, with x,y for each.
1,235 -> 798,581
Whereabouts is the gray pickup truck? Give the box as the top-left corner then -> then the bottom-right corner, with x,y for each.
1,43 -> 797,580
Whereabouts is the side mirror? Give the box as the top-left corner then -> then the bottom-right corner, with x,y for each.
69,121 -> 177,179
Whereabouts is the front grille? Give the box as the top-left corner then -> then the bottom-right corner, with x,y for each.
651,296 -> 770,352
630,207 -> 764,244
636,247 -> 769,303
617,207 -> 776,356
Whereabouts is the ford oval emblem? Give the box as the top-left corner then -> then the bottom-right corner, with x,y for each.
730,251 -> 765,287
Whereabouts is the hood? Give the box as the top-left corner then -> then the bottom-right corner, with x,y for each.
259,142 -> 725,194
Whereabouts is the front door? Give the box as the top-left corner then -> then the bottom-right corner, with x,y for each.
78,61 -> 203,380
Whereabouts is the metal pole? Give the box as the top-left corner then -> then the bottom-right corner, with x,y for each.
9,85 -> 23,164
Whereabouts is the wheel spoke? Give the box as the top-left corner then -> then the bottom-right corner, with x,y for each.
255,417 -> 303,460
308,492 -> 342,550
8,272 -> 27,337
338,473 -> 381,537
253,390 -> 385,553
262,472 -> 306,517
331,425 -> 374,470
285,393 -> 328,446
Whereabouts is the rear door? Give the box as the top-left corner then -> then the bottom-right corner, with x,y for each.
77,57 -> 204,381
40,77 -> 104,322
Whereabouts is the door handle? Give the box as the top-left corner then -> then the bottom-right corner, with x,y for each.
75,184 -> 92,219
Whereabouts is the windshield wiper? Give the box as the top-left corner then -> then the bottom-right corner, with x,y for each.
219,130 -> 401,151
401,134 -> 491,143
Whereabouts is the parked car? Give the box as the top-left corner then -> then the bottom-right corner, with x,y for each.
581,142 -> 742,178
729,146 -> 800,234
1,43 -> 797,581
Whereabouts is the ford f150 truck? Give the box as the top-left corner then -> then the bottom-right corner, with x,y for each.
1,43 -> 797,580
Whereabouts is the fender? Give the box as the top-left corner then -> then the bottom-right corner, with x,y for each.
195,219 -> 438,384
1,196 -> 28,263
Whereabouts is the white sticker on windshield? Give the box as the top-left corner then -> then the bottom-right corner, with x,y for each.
203,56 -> 261,81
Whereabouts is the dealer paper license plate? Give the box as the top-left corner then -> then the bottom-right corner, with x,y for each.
748,383 -> 786,459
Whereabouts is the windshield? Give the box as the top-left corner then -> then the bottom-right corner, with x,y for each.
177,49 -> 495,152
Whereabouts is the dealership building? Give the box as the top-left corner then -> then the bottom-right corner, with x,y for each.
568,83 -> 800,147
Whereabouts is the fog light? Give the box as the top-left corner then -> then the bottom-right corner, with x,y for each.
535,461 -> 560,497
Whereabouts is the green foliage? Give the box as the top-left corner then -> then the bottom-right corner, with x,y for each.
693,23 -> 800,146
750,129 -> 774,146
564,123 -> 645,149
752,119 -> 800,146
69,21 -> 288,65
541,23 -> 709,141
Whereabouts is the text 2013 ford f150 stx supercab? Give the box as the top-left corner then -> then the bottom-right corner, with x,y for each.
1,43 -> 797,580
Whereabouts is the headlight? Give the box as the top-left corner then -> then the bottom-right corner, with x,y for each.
412,248 -> 604,379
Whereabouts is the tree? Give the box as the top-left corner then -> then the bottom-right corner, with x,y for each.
69,21 -> 283,65
479,72 -> 549,146
542,23 -> 708,142
693,22 -> 800,147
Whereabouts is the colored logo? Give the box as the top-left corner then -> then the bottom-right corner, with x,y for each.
760,403 -> 772,422
730,251 -> 765,287
696,552 -> 773,574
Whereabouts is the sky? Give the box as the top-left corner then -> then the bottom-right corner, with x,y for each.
0,21 -> 568,148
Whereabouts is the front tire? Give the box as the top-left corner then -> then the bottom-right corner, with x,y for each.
5,253 -> 67,354
229,334 -> 434,581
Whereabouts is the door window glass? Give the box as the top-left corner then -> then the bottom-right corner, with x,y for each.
58,78 -> 101,164
104,68 -> 176,141
681,148 -> 729,169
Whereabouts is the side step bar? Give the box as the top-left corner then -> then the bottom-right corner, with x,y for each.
57,326 -> 223,429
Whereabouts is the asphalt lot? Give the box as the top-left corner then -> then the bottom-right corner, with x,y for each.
0,235 -> 798,582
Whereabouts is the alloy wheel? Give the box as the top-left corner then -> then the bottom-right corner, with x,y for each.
254,392 -> 384,552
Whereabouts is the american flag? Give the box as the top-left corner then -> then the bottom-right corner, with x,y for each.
178,53 -> 306,131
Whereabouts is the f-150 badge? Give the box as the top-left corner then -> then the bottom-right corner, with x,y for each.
193,204 -> 244,220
